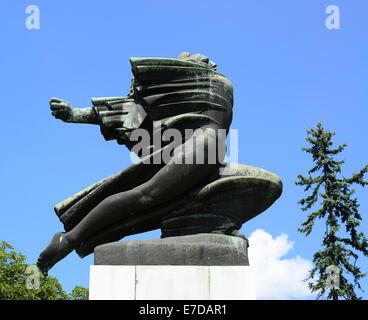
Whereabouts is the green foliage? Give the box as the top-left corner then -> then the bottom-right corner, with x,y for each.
296,122 -> 368,300
0,240 -> 88,300
69,286 -> 89,300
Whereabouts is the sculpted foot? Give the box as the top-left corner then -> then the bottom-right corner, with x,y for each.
37,232 -> 75,277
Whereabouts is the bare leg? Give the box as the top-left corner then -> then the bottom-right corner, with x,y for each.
37,126 -> 221,275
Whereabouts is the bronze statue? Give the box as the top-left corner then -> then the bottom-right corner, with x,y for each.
37,53 -> 282,276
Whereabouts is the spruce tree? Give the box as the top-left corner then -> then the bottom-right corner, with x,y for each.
295,122 -> 368,300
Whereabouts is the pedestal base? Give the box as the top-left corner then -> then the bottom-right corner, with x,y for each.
93,234 -> 249,266
89,265 -> 255,300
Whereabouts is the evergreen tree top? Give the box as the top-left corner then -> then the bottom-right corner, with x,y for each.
295,122 -> 368,300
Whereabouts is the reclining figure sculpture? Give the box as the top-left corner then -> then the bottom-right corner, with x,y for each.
37,52 -> 282,276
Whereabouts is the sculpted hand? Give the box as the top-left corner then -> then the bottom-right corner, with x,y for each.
50,98 -> 75,122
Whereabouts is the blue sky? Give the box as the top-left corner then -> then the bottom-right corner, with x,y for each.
1,0 -> 367,299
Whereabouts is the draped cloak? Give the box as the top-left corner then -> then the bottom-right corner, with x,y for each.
91,57 -> 234,151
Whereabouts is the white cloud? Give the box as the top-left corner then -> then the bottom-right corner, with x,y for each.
248,229 -> 315,300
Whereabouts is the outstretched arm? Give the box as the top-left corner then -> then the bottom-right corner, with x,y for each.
50,97 -> 99,124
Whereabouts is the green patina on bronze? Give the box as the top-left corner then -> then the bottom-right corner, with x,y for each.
38,53 -> 282,272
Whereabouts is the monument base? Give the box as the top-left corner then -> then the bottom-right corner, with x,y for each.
89,234 -> 255,300
89,265 -> 256,300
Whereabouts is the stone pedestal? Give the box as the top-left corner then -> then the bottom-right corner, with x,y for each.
89,234 -> 256,300
89,265 -> 255,300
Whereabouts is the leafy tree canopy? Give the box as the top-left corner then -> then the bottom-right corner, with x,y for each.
0,240 -> 88,300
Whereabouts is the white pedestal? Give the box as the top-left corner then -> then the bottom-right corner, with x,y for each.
89,265 -> 256,300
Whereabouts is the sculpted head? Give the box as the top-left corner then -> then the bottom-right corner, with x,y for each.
178,52 -> 217,70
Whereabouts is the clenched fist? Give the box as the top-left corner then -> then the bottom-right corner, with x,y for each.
50,98 -> 75,122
